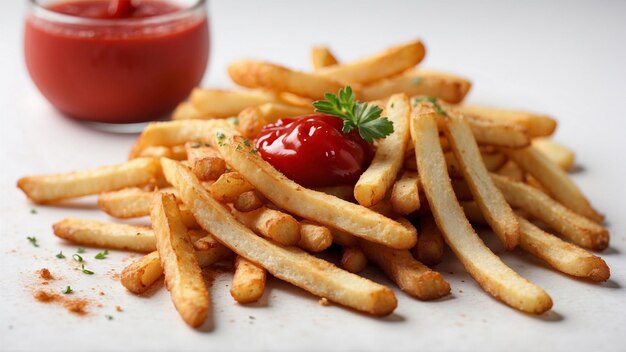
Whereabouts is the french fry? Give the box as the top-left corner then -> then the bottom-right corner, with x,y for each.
491,174 -> 609,250
185,143 -> 227,181
172,101 -> 210,120
532,138 -> 575,171
17,158 -> 160,204
208,172 -> 255,203
355,94 -> 411,206
360,240 -> 451,300
517,217 -> 610,282
53,218 -> 155,252
462,114 -> 530,148
298,221 -> 333,253
413,216 -> 445,266
121,233 -> 231,294
138,146 -> 187,160
238,102 -> 313,138
505,145 -> 603,222
362,70 -> 471,103
457,105 -> 557,138
389,171 -> 421,214
317,40 -> 426,85
496,160 -> 525,182
228,60 -> 344,100
161,158 -> 397,316
411,107 -> 552,313
230,206 -> 301,246
213,135 -> 416,250
233,190 -> 265,212
190,89 -> 281,118
98,187 -> 156,218
444,151 -> 507,178
311,46 -> 338,70
340,247 -> 367,273
443,112 -> 520,250
230,256 -> 267,304
151,193 -> 209,327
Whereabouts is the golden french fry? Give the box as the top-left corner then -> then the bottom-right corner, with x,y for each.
172,101 -> 211,120
389,171 -> 421,214
230,206 -> 301,246
362,70 -> 471,103
233,190 -> 265,212
443,112 -> 520,250
190,89 -> 281,119
506,145 -> 603,222
231,256 -> 267,304
414,216 -> 445,266
462,114 -> 530,148
317,40 -> 426,85
360,240 -> 451,300
138,146 -> 187,160
212,134 -> 416,249
161,158 -> 398,315
298,221 -> 333,253
185,143 -> 227,181
151,193 -> 208,327
444,151 -> 507,178
208,172 -> 254,203
457,105 -> 557,138
121,233 -> 231,294
532,138 -> 575,171
411,106 -> 552,313
17,158 -> 160,204
311,46 -> 338,70
496,160 -> 525,182
98,187 -> 155,219
354,94 -> 411,206
228,60 -> 344,100
491,174 -> 609,250
238,102 -> 313,138
340,247 -> 367,273
53,218 -> 155,252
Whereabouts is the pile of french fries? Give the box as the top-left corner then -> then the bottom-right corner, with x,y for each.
18,40 -> 611,327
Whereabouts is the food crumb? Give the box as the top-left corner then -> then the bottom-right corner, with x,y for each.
34,290 -> 59,303
64,298 -> 89,315
38,268 -> 53,280
99,291 -> 105,296
318,298 -> 330,306
115,306 -> 123,312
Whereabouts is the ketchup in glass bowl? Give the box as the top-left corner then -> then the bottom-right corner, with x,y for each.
24,0 -> 209,125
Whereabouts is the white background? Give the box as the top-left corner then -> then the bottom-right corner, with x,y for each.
1,1 -> 625,351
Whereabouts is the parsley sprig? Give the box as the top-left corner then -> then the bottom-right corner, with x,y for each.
313,86 -> 394,143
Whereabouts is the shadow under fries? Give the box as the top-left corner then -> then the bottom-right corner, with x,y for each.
137,278 -> 165,298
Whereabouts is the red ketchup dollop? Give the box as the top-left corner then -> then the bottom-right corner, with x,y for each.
256,114 -> 374,187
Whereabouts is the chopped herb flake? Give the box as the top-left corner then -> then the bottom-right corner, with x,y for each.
77,248 -> 86,254
81,264 -> 94,275
72,254 -> 83,262
105,315 -> 113,320
62,286 -> 73,294
250,149 -> 258,155
27,237 -> 39,247
95,250 -> 109,260
243,139 -> 251,147
30,209 -> 37,214
413,96 -> 447,116
56,251 -> 66,259
216,132 -> 226,140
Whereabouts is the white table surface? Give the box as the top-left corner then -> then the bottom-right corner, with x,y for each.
1,1 -> 625,351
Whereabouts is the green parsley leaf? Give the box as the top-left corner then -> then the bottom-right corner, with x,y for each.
236,144 -> 243,150
62,286 -> 73,294
56,251 -> 65,259
243,139 -> 251,147
27,236 -> 39,247
105,314 -> 114,320
30,209 -> 38,214
72,254 -> 83,262
81,264 -> 94,275
249,149 -> 258,155
313,86 -> 394,143
216,132 -> 226,140
95,250 -> 109,260
412,96 -> 447,116
77,248 -> 86,254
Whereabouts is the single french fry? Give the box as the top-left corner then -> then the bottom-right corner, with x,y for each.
228,60 -> 344,100
238,102 -> 313,138
532,138 -> 575,171
340,247 -> 367,273
230,256 -> 267,304
360,240 -> 451,300
161,158 -> 397,316
172,101 -> 211,120
212,134 -> 416,250
298,221 -> 333,253
208,172 -> 255,203
98,187 -> 155,219
230,206 -> 301,246
311,46 -> 338,70
151,193 -> 208,327
189,88 -> 282,119
139,146 -> 180,160
317,40 -> 426,85
121,233 -> 231,294
491,174 -> 609,250
185,143 -> 227,181
517,217 -> 610,281
389,171 -> 421,214
53,218 -> 155,252
443,112 -> 520,250
355,94 -> 411,206
506,145 -> 603,222
462,114 -> 530,148
411,106 -> 552,313
17,158 -> 160,204
496,160 -> 525,182
414,216 -> 445,266
233,190 -> 265,212
362,69 -> 471,103
444,151 -> 507,178
457,105 -> 557,138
